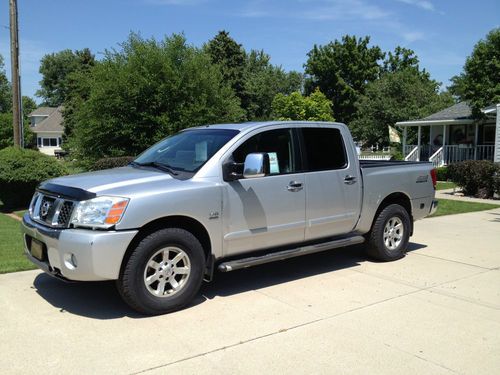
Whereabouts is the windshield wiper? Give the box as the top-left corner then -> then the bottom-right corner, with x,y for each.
129,161 -> 179,176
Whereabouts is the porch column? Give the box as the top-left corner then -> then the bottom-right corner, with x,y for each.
495,104 -> 500,162
442,124 -> 446,164
402,127 -> 407,156
417,125 -> 421,161
474,123 -> 479,160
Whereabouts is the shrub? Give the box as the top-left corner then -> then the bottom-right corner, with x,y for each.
92,156 -> 135,171
435,166 -> 448,181
494,164 -> 500,197
448,160 -> 496,198
0,147 -> 68,209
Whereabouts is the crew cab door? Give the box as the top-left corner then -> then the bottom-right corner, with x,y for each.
300,126 -> 362,240
222,127 -> 306,256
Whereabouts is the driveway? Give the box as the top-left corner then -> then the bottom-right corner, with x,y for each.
1,208 -> 499,374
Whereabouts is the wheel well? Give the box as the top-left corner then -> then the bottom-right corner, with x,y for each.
120,216 -> 212,276
372,192 -> 413,234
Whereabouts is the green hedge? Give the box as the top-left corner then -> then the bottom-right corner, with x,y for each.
435,166 -> 448,181
448,160 -> 499,199
0,147 -> 68,209
92,156 -> 135,171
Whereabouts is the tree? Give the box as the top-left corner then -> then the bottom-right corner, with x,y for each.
382,46 -> 429,80
449,28 -> 500,116
206,31 -> 246,103
0,54 -> 11,113
242,50 -> 302,120
206,32 -> 302,120
350,69 -> 454,146
271,89 -> 334,121
304,35 -> 384,124
65,33 -> 245,163
37,48 -> 95,106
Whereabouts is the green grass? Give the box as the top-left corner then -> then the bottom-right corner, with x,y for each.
436,181 -> 457,191
0,214 -> 36,274
429,199 -> 499,217
14,210 -> 27,218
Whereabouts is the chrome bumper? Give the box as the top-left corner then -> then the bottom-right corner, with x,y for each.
21,214 -> 138,281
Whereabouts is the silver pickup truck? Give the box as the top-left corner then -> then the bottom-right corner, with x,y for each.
21,121 -> 438,314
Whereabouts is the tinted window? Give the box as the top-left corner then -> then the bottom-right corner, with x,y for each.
233,129 -> 299,175
302,128 -> 347,171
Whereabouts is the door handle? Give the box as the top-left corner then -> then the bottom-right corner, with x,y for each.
344,175 -> 357,185
287,181 -> 303,192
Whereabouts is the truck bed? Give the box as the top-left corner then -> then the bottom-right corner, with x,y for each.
359,160 -> 430,168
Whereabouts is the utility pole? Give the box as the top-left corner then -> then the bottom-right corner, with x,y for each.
10,0 -> 23,147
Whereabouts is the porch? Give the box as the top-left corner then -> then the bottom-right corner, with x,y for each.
396,102 -> 499,167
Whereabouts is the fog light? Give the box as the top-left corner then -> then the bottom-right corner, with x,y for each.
64,253 -> 78,269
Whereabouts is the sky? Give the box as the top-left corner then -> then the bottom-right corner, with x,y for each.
0,0 -> 499,102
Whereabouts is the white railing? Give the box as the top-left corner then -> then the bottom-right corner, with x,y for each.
429,146 -> 444,167
359,154 -> 392,161
445,145 -> 475,164
475,145 -> 495,161
405,146 -> 419,161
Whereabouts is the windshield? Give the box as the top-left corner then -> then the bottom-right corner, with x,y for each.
133,128 -> 239,175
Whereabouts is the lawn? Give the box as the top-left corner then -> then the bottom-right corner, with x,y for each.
0,214 -> 36,274
436,181 -> 457,191
430,199 -> 499,217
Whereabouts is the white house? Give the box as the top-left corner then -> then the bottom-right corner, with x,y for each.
396,102 -> 500,167
28,106 -> 64,156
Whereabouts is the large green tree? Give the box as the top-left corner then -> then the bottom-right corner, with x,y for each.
0,55 -> 11,113
449,28 -> 500,116
271,89 -> 334,121
304,35 -> 384,124
37,48 -> 95,106
350,69 -> 453,146
65,33 -> 245,163
206,31 -> 302,120
242,50 -> 302,120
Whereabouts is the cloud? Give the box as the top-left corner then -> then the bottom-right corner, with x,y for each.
402,31 -> 425,42
236,0 -> 390,21
145,0 -> 208,5
303,0 -> 390,21
396,0 -> 436,12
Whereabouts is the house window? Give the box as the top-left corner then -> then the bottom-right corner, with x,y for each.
483,125 -> 495,144
38,137 -> 61,147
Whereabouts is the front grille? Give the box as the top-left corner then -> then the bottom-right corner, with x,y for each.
30,192 -> 75,228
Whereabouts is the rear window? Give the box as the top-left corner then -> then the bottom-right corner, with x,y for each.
302,128 -> 347,171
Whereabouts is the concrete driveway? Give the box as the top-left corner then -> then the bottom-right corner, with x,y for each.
1,208 -> 499,375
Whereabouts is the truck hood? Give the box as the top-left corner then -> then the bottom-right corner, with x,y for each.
46,166 -> 174,194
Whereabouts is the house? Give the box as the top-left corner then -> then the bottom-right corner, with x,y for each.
396,102 -> 500,167
28,106 -> 64,156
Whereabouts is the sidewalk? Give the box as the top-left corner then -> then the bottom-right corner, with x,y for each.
436,188 -> 500,205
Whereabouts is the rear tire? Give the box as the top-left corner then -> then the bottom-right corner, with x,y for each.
117,228 -> 205,315
365,204 -> 411,261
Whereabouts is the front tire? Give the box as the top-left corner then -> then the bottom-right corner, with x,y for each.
117,228 -> 205,315
365,204 -> 411,261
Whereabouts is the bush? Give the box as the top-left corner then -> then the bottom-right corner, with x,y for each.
0,147 -> 68,209
92,156 -> 135,171
435,166 -> 448,181
448,160 -> 497,198
494,164 -> 500,197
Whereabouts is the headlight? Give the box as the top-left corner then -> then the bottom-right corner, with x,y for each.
70,196 -> 130,229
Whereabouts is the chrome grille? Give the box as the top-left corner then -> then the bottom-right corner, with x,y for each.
30,192 -> 75,228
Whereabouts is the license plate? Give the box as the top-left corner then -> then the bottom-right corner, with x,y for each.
30,239 -> 44,261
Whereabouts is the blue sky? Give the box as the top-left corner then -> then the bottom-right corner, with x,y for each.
0,0 -> 498,101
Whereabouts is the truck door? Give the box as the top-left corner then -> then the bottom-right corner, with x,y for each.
223,128 -> 306,256
300,126 -> 362,240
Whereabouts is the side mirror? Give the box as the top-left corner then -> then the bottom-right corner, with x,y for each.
243,153 -> 270,179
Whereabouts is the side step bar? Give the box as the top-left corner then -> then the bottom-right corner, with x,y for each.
218,235 -> 365,272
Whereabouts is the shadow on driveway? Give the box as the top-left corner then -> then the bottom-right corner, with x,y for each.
33,242 -> 427,320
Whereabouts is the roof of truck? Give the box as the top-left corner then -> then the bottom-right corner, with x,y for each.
192,121 -> 346,132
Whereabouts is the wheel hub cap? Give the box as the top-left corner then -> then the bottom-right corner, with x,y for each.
383,216 -> 404,251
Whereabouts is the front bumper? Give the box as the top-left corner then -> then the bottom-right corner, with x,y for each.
21,214 -> 138,281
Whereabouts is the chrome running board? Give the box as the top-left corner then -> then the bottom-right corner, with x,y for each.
218,235 -> 365,272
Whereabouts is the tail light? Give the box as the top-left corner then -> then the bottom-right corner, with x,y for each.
430,169 -> 437,189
